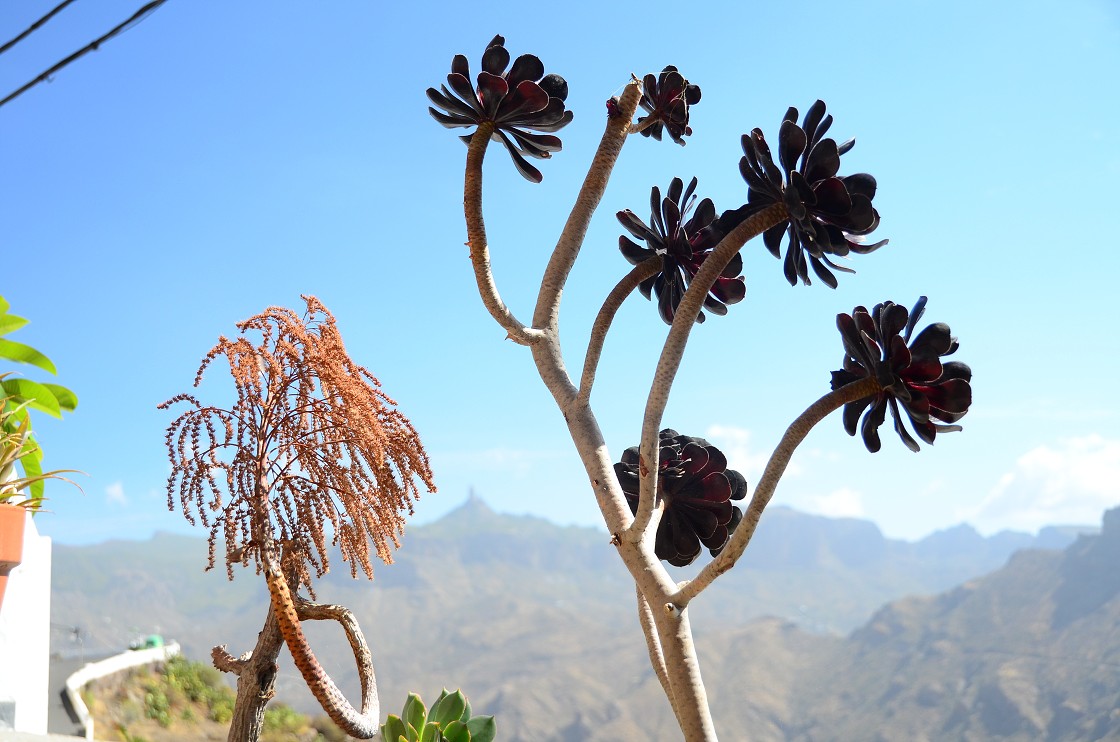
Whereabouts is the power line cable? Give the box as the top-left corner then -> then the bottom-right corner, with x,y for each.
0,0 -> 169,110
0,0 -> 81,56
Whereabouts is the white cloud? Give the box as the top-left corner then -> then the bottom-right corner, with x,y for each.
962,435 -> 1120,533
809,487 -> 865,519
705,424 -> 796,481
105,481 -> 127,506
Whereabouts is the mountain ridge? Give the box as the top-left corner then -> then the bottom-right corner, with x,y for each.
50,497 -> 1113,741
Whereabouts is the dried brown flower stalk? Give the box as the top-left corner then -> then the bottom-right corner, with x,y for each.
160,295 -> 435,739
160,295 -> 434,587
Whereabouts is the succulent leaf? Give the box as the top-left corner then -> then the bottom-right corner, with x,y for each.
430,689 -> 468,726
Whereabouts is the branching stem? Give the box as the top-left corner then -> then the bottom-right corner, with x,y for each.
636,585 -> 679,726
577,256 -> 661,406
671,376 -> 881,606
533,80 -> 643,333
464,123 -> 544,345
630,202 -> 790,539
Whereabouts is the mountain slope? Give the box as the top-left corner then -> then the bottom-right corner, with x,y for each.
50,498 -> 1105,740
788,508 -> 1120,741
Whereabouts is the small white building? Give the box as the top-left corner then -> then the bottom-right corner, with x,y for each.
0,511 -> 51,734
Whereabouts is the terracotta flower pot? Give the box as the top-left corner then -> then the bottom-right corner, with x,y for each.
0,503 -> 27,614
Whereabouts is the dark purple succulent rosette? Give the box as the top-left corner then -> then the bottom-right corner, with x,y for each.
614,429 -> 748,567
426,34 -> 574,182
718,100 -> 887,287
635,66 -> 701,145
618,177 -> 745,325
831,296 -> 973,453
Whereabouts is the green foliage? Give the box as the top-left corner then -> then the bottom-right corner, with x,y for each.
380,689 -> 496,742
116,725 -> 151,742
310,715 -> 352,742
142,684 -> 171,727
165,654 -> 225,704
114,656 -> 239,729
154,655 -> 237,724
262,702 -> 316,741
0,296 -> 78,507
209,695 -> 234,724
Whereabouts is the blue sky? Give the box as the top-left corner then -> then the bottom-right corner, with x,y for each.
2,0 -> 1118,546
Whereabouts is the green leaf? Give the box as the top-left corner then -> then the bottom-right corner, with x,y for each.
0,297 -> 9,314
406,724 -> 422,742
379,715 -> 408,742
41,383 -> 77,412
443,720 -> 471,742
402,693 -> 427,736
429,689 -> 467,727
1,378 -> 61,418
18,436 -> 44,500
0,339 -> 58,375
0,313 -> 29,338
0,401 -> 29,437
464,716 -> 496,742
420,721 -> 444,742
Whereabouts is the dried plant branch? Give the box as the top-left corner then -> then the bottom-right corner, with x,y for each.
160,296 -> 435,587
224,599 -> 284,740
629,202 -> 790,540
210,645 -> 246,675
577,256 -> 662,407
296,596 -> 379,727
672,376 -> 881,607
265,556 -> 379,737
162,296 -> 434,740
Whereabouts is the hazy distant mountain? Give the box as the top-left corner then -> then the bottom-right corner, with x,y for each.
50,497 -> 1106,740
785,507 -> 1120,741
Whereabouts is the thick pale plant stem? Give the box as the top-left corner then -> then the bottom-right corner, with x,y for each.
672,376 -> 882,606
637,585 -> 680,726
654,604 -> 711,738
577,256 -> 661,406
533,80 -> 643,333
524,78 -> 644,530
463,78 -> 719,740
562,403 -> 717,740
464,122 -> 544,345
630,202 -> 790,539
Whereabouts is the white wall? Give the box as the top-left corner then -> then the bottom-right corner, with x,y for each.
65,642 -> 181,740
0,511 -> 51,734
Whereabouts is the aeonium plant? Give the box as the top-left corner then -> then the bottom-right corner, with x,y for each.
427,35 -> 972,741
